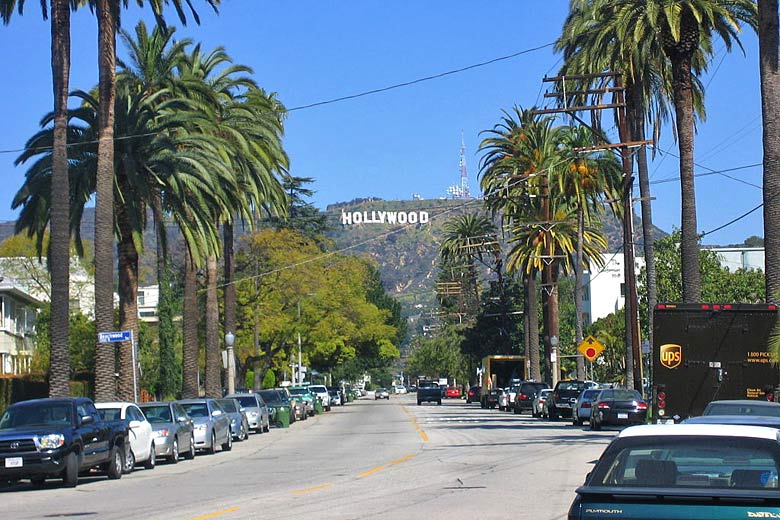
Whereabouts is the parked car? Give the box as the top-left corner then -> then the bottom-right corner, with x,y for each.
498,388 -> 511,411
589,388 -> 648,430
216,398 -> 250,441
258,389 -> 295,426
96,402 -> 156,473
0,398 -> 127,487
532,389 -> 553,418
308,385 -> 332,411
375,388 -> 390,400
703,399 -> 780,418
482,388 -> 502,409
466,385 -> 481,404
177,399 -> 232,454
327,386 -> 346,406
225,393 -> 270,434
503,385 -> 519,411
408,385 -> 418,393
548,380 -> 588,420
684,414 -> 780,429
138,401 -> 196,463
572,388 -> 603,426
445,387 -> 461,399
569,424 -> 780,519
288,387 -> 316,417
513,381 -> 549,415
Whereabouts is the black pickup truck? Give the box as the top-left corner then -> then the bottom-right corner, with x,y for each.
0,397 -> 128,487
417,381 -> 442,406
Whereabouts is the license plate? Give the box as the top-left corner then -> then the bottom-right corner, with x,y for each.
618,413 -> 628,419
4,457 -> 22,468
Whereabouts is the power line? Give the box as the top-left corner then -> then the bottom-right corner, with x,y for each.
287,42 -> 556,112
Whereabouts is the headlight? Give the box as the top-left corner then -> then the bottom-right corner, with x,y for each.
34,434 -> 65,450
248,411 -> 258,417
195,423 -> 207,431
154,429 -> 169,438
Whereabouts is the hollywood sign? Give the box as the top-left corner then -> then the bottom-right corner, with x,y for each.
341,210 -> 430,226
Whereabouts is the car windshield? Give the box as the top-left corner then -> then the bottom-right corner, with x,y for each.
705,402 -> 780,417
181,403 -> 209,418
558,381 -> 586,391
234,396 -> 259,408
592,437 -> 780,490
288,388 -> 309,396
581,390 -> 602,400
310,386 -> 327,393
0,404 -> 73,428
218,400 -> 238,413
98,408 -> 122,421
259,390 -> 283,404
599,389 -> 642,401
140,405 -> 172,423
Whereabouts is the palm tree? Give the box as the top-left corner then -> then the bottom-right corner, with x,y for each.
758,1 -> 780,304
91,0 -> 221,402
2,0 -> 80,397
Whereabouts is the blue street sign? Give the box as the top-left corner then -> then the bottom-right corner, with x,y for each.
98,331 -> 132,343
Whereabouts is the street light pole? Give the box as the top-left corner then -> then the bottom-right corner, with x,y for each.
550,335 -> 560,387
297,300 -> 303,385
225,332 -> 236,395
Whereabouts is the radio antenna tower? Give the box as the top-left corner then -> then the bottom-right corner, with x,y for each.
459,132 -> 471,198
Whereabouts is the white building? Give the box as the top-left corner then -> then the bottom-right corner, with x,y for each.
0,280 -> 42,375
704,247 -> 764,272
137,285 -> 160,323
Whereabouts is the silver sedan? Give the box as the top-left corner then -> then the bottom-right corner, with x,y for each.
177,399 -> 232,454
139,401 -> 196,463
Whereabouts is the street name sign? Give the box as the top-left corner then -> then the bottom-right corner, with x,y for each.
98,331 -> 132,343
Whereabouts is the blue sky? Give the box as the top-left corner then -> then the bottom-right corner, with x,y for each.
0,1 -> 766,246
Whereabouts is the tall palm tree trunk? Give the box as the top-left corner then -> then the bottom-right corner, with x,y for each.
93,0 -> 118,402
181,248 -> 199,398
116,197 -> 139,402
48,0 -> 71,398
667,30 -> 701,302
629,83 -> 657,373
574,206 -> 585,380
760,0 -> 780,303
205,254 -> 221,397
525,273 -> 541,382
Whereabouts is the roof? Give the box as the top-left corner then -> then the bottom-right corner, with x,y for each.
618,423 -> 780,442
9,397 -> 89,407
94,401 -> 136,408
684,415 -> 780,427
708,399 -> 780,408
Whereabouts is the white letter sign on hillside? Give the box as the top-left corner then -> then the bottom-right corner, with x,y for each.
341,210 -> 430,226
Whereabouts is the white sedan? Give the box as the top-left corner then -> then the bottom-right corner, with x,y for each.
96,401 -> 155,473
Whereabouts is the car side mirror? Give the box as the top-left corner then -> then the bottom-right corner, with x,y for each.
128,420 -> 142,429
211,410 -> 222,417
177,416 -> 188,423
80,415 -> 94,425
239,407 -> 246,413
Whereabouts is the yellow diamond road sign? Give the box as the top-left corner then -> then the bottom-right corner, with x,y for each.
578,335 -> 605,362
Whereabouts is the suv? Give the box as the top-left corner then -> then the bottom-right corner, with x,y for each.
466,386 -> 481,404
513,381 -> 549,415
547,380 -> 588,420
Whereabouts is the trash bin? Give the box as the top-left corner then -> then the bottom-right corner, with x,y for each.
275,407 -> 290,428
314,398 -> 324,415
347,393 -> 355,402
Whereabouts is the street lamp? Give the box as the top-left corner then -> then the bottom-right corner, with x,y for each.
225,331 -> 236,395
550,335 -> 560,387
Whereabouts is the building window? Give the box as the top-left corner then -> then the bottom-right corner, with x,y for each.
620,283 -> 626,297
137,291 -> 145,306
582,285 -> 590,301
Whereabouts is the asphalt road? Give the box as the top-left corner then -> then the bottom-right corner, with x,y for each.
1,395 -> 616,519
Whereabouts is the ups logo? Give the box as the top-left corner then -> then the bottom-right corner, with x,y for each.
660,344 -> 682,369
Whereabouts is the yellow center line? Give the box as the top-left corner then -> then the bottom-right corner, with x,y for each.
357,464 -> 387,478
390,454 -> 416,465
189,507 -> 240,520
292,483 -> 334,495
401,405 -> 429,442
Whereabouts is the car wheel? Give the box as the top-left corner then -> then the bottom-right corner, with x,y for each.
62,451 -> 79,487
592,418 -> 602,431
417,400 -> 422,406
169,439 -> 179,464
123,448 -> 135,474
183,435 -> 196,460
143,445 -> 156,470
264,418 -> 271,433
208,431 -> 218,455
222,430 -> 233,451
243,423 -> 249,441
437,400 -> 442,406
107,446 -> 123,480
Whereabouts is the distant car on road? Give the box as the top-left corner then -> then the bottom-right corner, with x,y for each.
445,387 -> 461,399
466,386 -> 481,404
309,385 -> 332,411
138,401 -> 196,463
417,381 -> 442,406
216,398 -> 250,441
569,424 -> 780,519
375,388 -> 390,400
547,380 -> 588,420
572,388 -> 602,426
589,388 -> 647,430
702,399 -> 780,418
513,381 -> 548,415
177,399 -> 232,454
394,385 -> 408,394
533,389 -> 553,418
96,401 -> 156,473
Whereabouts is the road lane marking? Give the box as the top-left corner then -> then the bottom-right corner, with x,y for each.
292,483 -> 334,495
189,507 -> 240,520
390,454 -> 416,465
401,405 -> 428,442
357,464 -> 387,478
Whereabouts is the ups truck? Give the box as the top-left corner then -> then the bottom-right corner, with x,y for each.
480,355 -> 527,392
653,303 -> 780,422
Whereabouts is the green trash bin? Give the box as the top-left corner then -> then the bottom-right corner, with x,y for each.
314,398 -> 324,415
347,393 -> 355,402
275,406 -> 290,428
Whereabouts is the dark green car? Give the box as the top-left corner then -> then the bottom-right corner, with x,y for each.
570,424 -> 780,519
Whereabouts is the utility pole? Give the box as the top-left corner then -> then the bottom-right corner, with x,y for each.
535,72 -> 649,392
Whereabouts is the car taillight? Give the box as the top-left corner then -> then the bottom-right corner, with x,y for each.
636,402 -> 648,410
518,394 -> 527,400
582,402 -> 591,408
768,393 -> 775,402
469,391 -> 474,396
597,402 -> 610,409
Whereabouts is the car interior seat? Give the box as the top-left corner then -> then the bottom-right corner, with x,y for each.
634,459 -> 678,486
730,469 -> 772,488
